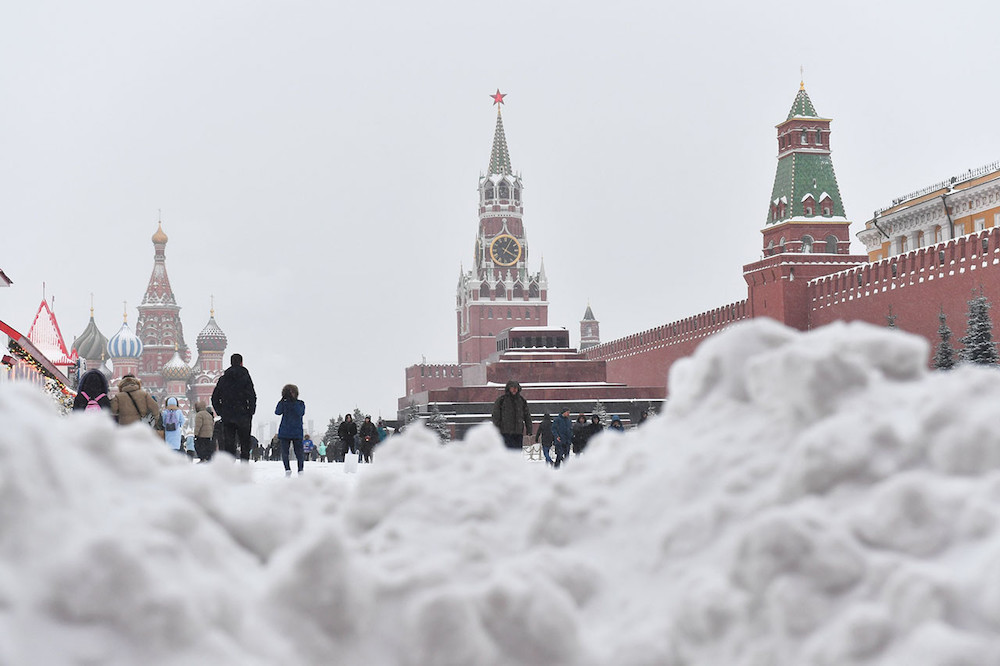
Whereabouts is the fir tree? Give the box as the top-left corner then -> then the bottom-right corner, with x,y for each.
401,402 -> 420,425
959,289 -> 1000,365
426,404 -> 451,442
322,416 -> 340,446
353,407 -> 365,425
592,400 -> 610,427
933,308 -> 956,370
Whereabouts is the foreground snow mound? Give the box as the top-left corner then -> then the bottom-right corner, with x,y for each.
3,319 -> 1000,665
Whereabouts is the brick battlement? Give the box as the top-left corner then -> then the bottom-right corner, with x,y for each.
584,299 -> 750,362
809,228 -> 1000,313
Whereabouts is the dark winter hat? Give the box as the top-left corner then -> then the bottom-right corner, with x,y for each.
560,406 -> 571,414
611,415 -> 621,421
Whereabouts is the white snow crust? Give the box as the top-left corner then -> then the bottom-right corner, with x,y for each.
3,319 -> 1000,665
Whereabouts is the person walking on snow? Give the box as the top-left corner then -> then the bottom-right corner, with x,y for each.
193,400 -> 215,461
160,396 -> 186,452
275,384 -> 306,475
358,415 -> 378,463
110,374 -> 159,427
337,414 -> 358,462
73,369 -> 111,413
491,379 -> 533,450
211,353 -> 257,460
551,407 -> 573,468
534,413 -> 555,464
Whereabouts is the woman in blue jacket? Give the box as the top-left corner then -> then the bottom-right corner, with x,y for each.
551,407 -> 574,469
275,384 -> 306,476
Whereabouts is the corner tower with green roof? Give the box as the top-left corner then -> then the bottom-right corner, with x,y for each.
761,83 -> 851,256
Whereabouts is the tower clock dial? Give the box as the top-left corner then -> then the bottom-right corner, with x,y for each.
489,234 -> 522,266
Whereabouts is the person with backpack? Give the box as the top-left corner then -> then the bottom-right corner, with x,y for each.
110,374 -> 159,427
275,384 -> 306,476
534,413 -> 555,465
551,407 -> 573,469
337,414 -> 357,463
160,396 -> 186,452
73,369 -> 111,413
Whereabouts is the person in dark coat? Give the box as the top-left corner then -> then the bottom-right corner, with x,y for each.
275,383 -> 306,475
608,414 -> 625,432
211,353 -> 257,461
337,414 -> 357,462
358,415 -> 378,463
534,413 -> 555,464
73,369 -> 111,412
551,407 -> 573,468
571,413 -> 588,454
491,379 -> 533,449
579,414 -> 603,452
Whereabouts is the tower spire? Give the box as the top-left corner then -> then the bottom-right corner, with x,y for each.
488,89 -> 512,176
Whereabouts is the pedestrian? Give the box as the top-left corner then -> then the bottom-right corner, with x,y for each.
491,379 -> 533,450
317,440 -> 329,463
578,413 -> 603,452
110,374 -> 159,427
160,396 -> 186,452
275,383 -> 306,476
637,409 -> 650,427
337,414 -> 357,462
608,414 -> 625,433
571,413 -> 588,454
376,419 -> 389,443
193,400 -> 215,461
534,413 -> 555,464
551,407 -> 573,468
358,415 -> 378,463
302,433 -> 316,461
73,368 -> 111,413
211,353 -> 257,460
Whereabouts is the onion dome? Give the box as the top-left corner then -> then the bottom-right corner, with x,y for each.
162,349 -> 192,381
107,319 -> 143,359
196,311 -> 228,352
72,309 -> 109,360
152,222 -> 168,244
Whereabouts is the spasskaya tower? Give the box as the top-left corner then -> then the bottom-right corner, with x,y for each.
456,91 -> 549,368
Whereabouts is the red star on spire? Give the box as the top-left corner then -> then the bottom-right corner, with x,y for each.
490,89 -> 506,106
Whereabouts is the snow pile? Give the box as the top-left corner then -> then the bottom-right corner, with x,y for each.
4,319 -> 1000,665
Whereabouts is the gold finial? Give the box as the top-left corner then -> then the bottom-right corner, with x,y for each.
90,292 -> 94,317
210,294 -> 215,317
800,65 -> 805,90
122,301 -> 128,323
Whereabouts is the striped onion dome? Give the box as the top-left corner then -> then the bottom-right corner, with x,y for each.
107,321 -> 143,359
162,349 -> 192,381
196,313 -> 228,352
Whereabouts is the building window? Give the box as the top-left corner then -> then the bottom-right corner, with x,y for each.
768,240 -> 775,256
900,236 -> 908,253
976,218 -> 986,232
488,308 -> 493,319
507,309 -> 512,319
825,235 -> 838,253
480,283 -> 490,298
800,130 -> 808,145
525,309 -> 531,319
935,225 -> 943,243
485,185 -> 494,200
816,129 -> 822,144
801,235 -> 814,253
498,183 -> 509,199
779,236 -> 786,253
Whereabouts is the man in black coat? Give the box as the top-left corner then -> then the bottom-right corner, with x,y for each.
337,414 -> 358,462
491,379 -> 533,450
211,353 -> 257,461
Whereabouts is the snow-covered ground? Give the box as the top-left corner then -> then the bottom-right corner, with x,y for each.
3,319 -> 1000,665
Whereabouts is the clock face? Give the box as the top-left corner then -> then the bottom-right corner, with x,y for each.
490,234 -> 522,266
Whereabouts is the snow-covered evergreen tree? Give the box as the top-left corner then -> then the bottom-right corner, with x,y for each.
933,308 -> 956,370
353,407 -> 365,425
401,402 -> 420,425
322,416 -> 340,446
426,404 -> 451,443
592,400 -> 609,427
959,289 -> 1000,365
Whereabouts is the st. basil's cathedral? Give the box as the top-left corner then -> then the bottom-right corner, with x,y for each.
24,222 -> 230,411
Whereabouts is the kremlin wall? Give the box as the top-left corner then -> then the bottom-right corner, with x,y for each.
5,83 -> 1000,438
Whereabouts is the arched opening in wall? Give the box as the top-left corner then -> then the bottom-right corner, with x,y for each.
825,235 -> 838,253
480,283 -> 490,298
801,129 -> 808,145
917,231 -> 925,249
525,309 -> 531,319
529,282 -> 539,298
801,235 -> 814,253
498,182 -> 509,199
507,309 -> 513,319
488,308 -> 493,319
494,284 -> 506,299
513,188 -> 520,201
779,236 -> 786,253
484,184 -> 494,201
900,235 -> 908,253
935,225 -> 943,243
768,240 -> 775,255
512,283 -> 524,299
820,195 -> 832,216
803,195 -> 815,217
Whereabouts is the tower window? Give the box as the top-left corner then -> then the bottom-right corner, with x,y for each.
485,185 -> 494,200
480,283 -> 490,298
525,309 -> 531,319
801,235 -> 814,253
513,188 -> 520,200
825,235 -> 838,253
488,308 -> 493,319
498,183 -> 509,199
507,309 -> 513,319
494,284 -> 505,299
801,130 -> 808,145
816,129 -> 822,144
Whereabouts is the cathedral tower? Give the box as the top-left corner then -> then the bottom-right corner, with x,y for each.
136,222 -> 189,399
456,91 -> 549,368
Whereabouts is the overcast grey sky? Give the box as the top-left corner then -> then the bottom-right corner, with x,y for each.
3,1 -> 1000,426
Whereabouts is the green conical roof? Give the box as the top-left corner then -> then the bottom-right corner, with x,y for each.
488,110 -> 512,176
786,86 -> 818,119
